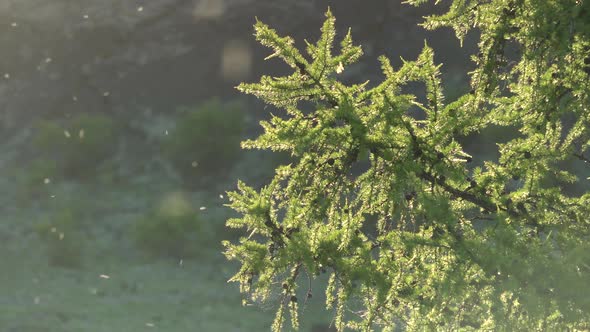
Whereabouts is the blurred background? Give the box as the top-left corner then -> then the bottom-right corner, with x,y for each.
0,0 -> 490,331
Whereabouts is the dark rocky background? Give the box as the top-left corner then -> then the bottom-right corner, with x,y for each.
0,0 -> 476,133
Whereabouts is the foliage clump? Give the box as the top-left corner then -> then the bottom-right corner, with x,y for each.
35,209 -> 85,268
31,112 -> 119,179
223,3 -> 590,331
133,192 -> 205,258
15,159 -> 59,202
163,99 -> 246,185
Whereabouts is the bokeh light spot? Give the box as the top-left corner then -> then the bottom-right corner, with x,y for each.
220,40 -> 252,82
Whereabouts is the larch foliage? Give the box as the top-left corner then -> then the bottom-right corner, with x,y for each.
223,1 -> 590,330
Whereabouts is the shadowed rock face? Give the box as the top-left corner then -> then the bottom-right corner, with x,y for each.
0,0 -> 474,134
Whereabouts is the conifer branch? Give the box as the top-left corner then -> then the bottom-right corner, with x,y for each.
226,5 -> 590,330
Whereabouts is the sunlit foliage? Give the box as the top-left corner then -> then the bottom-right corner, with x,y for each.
224,2 -> 590,330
